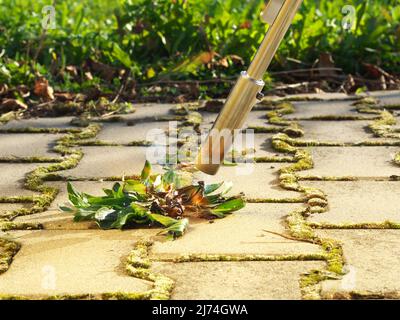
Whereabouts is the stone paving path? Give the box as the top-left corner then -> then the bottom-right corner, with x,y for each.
0,91 -> 400,300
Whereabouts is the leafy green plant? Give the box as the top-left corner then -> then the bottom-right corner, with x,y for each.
60,161 -> 245,239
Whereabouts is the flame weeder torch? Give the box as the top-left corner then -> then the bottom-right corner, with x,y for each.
195,0 -> 303,175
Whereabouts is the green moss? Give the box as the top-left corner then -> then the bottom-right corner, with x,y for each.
286,208 -> 316,240
301,115 -> 380,121
323,290 -> 400,300
0,156 -> 63,163
299,175 -> 358,182
125,240 -> 174,300
246,197 -> 306,204
1,124 -> 101,225
127,140 -> 152,147
0,196 -> 35,203
394,152 -> 400,166
0,127 -> 81,134
283,124 -> 304,138
247,126 -> 281,134
308,198 -> 328,208
254,156 -> 295,163
153,253 -> 326,263
352,96 -> 379,106
309,221 -> 400,229
368,110 -> 397,138
320,238 -> 344,274
101,292 -> 151,300
0,221 -> 43,231
74,140 -> 120,146
0,238 -> 21,274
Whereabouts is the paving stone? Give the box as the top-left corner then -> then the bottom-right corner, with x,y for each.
244,110 -> 270,128
0,133 -> 60,157
250,134 -> 279,158
284,101 -> 376,120
0,117 -> 74,129
96,121 -> 174,144
151,203 -> 321,257
300,121 -> 374,143
0,163 -> 46,196
58,146 -> 165,179
297,147 -> 400,178
0,204 -> 28,216
315,230 -> 400,296
302,181 -> 400,224
369,90 -> 400,106
0,230 -> 153,297
152,261 -> 324,300
118,103 -> 174,122
198,163 -> 299,199
282,93 -> 352,101
198,110 -> 276,131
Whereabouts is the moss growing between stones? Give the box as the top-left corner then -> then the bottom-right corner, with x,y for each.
307,198 -> 328,208
0,238 -> 21,274
309,221 -> 400,229
298,115 -> 380,121
283,124 -> 304,138
152,253 -> 326,263
320,238 -> 344,274
266,102 -> 296,126
0,221 -> 43,231
286,208 -> 316,240
0,196 -> 34,203
268,104 -> 347,299
2,124 -> 101,225
247,126 -> 281,134
368,110 -> 397,138
299,175 -> 358,182
0,156 -> 63,163
254,156 -> 295,163
322,290 -> 400,300
246,197 -> 306,204
125,240 -> 174,300
101,292 -> 151,300
351,96 -> 379,107
0,127 -> 81,134
394,152 -> 400,167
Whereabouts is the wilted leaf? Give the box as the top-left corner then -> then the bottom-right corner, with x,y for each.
34,77 -> 54,101
0,98 -> 28,112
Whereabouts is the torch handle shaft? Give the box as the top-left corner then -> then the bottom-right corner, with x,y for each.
247,0 -> 303,80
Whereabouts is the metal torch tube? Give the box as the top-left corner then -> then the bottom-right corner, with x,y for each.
196,0 -> 303,175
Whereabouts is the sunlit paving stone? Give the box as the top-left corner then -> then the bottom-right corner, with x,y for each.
302,181 -> 400,225
199,164 -> 300,199
0,133 -> 60,158
300,121 -> 375,144
0,117 -> 75,129
284,100 -> 377,120
0,163 -> 47,197
57,146 -> 164,179
152,261 -> 324,300
95,121 -> 174,144
0,230 -> 154,297
151,203 -> 321,257
297,147 -> 400,178
316,230 -> 400,298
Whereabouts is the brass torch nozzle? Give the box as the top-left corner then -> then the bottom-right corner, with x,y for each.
196,0 -> 303,175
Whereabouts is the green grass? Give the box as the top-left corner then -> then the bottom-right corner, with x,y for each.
0,0 -> 399,97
